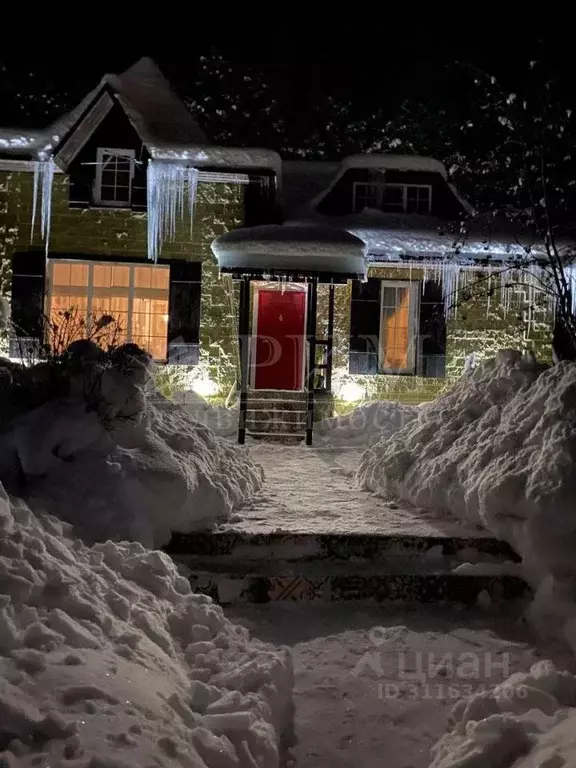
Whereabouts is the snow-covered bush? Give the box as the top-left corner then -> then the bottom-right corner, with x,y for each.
0,487 -> 294,767
0,342 -> 262,546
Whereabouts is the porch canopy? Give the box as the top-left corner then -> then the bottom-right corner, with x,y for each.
211,223 -> 367,281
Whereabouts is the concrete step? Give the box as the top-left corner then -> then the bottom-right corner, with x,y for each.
245,431 -> 306,443
246,409 -> 307,424
165,531 -> 528,606
247,390 -> 307,402
246,417 -> 306,434
175,567 -> 529,606
166,530 -> 522,562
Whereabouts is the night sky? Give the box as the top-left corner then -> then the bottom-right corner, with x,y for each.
1,19 -> 575,159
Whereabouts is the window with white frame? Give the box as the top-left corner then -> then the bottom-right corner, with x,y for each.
379,280 -> 419,373
94,148 -> 135,206
47,260 -> 170,361
352,182 -> 432,214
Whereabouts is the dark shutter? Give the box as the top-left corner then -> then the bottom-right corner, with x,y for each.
68,161 -> 93,206
9,252 -> 46,357
349,278 -> 381,374
167,260 -> 201,365
418,280 -> 446,377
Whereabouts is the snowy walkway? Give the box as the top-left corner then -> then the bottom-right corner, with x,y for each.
232,444 -> 490,538
230,601 -> 542,768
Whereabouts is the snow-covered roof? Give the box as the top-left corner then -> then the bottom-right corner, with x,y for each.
212,224 -> 367,277
281,160 -> 340,216
0,58 -> 208,162
341,154 -> 448,178
150,145 -> 282,174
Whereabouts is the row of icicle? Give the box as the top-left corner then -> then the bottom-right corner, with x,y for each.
29,158 -> 576,320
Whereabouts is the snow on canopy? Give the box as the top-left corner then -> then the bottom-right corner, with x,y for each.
212,223 -> 367,277
341,153 -> 449,177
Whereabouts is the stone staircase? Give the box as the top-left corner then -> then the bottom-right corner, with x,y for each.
165,530 -> 529,607
244,390 -> 308,442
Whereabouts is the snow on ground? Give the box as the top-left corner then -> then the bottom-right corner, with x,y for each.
315,400 -> 419,448
228,601 -> 548,768
0,488 -> 294,768
355,351 -> 576,766
0,348 -> 262,547
231,443 -> 489,537
357,351 -> 576,635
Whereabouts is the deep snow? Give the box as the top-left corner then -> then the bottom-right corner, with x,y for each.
0,487 -> 294,767
0,349 -> 262,547
315,400 -> 419,448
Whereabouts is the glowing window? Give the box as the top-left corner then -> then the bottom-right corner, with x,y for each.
379,281 -> 419,374
47,260 -> 169,361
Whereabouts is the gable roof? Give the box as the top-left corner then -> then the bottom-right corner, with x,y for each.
0,58 -> 208,164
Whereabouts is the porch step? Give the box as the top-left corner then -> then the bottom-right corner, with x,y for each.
165,531 -> 528,606
245,390 -> 309,439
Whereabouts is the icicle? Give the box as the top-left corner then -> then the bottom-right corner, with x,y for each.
147,161 -> 199,261
30,157 -> 55,252
441,263 -> 462,319
565,264 -> 576,314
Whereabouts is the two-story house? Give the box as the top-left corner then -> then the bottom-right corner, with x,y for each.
0,58 -> 560,444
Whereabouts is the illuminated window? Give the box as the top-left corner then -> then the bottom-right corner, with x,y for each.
47,260 -> 170,360
379,281 -> 419,373
94,148 -> 135,207
352,183 -> 432,214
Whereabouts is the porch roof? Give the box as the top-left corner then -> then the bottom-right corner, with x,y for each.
211,224 -> 367,279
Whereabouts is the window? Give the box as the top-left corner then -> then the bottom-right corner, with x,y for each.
379,281 -> 419,374
47,260 -> 170,361
94,148 -> 135,207
352,182 -> 432,214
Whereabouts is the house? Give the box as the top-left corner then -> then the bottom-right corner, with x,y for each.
0,59 -> 558,444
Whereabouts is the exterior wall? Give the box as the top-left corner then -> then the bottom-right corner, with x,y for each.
320,265 -> 554,405
0,170 -> 244,390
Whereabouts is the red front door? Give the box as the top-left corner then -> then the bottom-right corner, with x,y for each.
254,289 -> 306,390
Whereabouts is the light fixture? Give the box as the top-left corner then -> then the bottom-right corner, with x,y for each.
191,377 -> 218,397
338,381 -> 365,402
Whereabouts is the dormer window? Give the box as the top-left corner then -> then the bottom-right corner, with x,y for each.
353,182 -> 432,215
94,148 -> 135,207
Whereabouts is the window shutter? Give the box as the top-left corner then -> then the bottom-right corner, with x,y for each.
349,278 -> 381,374
9,252 -> 46,357
167,260 -> 201,365
418,280 -> 446,377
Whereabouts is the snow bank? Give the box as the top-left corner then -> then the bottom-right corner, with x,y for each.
357,350 -> 576,585
430,660 -> 576,768
0,488 -> 294,767
0,345 -> 262,547
315,400 -> 418,447
173,391 -> 238,439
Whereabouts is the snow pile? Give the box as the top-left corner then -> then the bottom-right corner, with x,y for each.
174,390 -> 238,439
0,488 -> 294,767
358,350 -> 576,572
0,344 -> 262,547
315,400 -> 419,447
430,659 -> 576,768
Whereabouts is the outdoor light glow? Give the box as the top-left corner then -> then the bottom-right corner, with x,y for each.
191,377 -> 218,398
339,381 -> 365,402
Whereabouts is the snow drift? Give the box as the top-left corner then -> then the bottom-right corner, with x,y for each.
358,350 -> 576,594
173,390 -> 238,439
0,487 -> 294,767
0,343 -> 262,547
315,400 -> 418,447
430,659 -> 576,768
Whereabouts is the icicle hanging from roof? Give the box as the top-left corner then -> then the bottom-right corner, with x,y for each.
423,262 -> 463,319
30,157 -> 55,253
147,161 -> 199,261
564,264 -> 576,314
